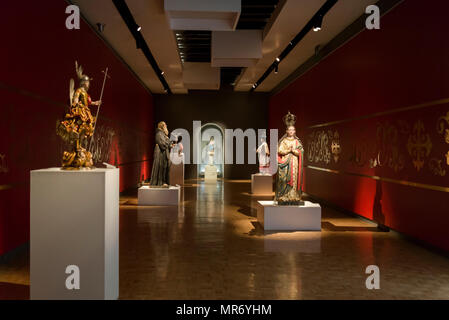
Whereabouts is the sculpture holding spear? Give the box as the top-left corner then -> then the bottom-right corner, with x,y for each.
56,61 -> 110,169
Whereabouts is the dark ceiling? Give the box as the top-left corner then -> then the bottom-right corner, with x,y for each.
174,0 -> 280,89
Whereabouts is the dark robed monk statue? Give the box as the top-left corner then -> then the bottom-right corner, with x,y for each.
150,121 -> 174,187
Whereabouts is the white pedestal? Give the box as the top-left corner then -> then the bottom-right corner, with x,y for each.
257,201 -> 321,231
170,153 -> 184,186
204,165 -> 217,181
170,161 -> 184,186
138,186 -> 180,206
30,168 -> 119,300
251,173 -> 273,195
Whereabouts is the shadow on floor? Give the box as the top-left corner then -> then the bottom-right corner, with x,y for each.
237,205 -> 257,218
246,221 -> 265,236
321,221 -> 385,232
246,221 -> 386,236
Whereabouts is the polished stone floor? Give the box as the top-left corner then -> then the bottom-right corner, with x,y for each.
1,179 -> 449,299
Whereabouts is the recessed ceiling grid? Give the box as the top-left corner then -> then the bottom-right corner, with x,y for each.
175,31 -> 211,63
173,0 -> 280,88
237,0 -> 280,29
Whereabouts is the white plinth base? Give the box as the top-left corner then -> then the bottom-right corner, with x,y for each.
257,201 -> 321,231
251,173 -> 273,195
170,154 -> 184,186
204,165 -> 217,181
170,163 -> 184,186
30,167 -> 119,300
138,186 -> 180,206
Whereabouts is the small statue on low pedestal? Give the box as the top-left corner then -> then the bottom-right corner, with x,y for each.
256,135 -> 270,174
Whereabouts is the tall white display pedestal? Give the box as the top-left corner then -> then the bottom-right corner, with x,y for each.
30,168 -> 119,300
138,186 -> 180,206
204,165 -> 217,181
251,173 -> 273,195
257,200 -> 321,231
170,153 -> 184,186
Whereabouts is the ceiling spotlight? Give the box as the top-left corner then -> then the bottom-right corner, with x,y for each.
96,23 -> 105,33
313,14 -> 323,32
252,84 -> 256,89
276,57 -> 280,62
137,25 -> 142,32
161,71 -> 165,75
274,65 -> 279,74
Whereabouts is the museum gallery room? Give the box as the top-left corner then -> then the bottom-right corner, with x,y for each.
0,0 -> 448,301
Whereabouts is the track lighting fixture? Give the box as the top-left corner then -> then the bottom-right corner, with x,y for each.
250,0 -> 338,92
96,23 -> 105,33
313,14 -> 323,32
113,0 -> 171,94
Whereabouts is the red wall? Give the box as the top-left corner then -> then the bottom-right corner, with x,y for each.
0,1 -> 154,255
269,0 -> 449,251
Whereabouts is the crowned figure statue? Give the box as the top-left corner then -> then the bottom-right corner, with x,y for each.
275,111 -> 304,205
57,61 -> 101,169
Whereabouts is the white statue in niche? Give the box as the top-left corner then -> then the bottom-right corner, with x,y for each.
202,135 -> 220,181
199,126 -> 224,179
202,136 -> 220,166
207,136 -> 215,165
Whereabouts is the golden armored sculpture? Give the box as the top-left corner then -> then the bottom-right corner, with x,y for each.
57,62 -> 102,169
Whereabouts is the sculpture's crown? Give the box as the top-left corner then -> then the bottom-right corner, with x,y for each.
283,111 -> 296,127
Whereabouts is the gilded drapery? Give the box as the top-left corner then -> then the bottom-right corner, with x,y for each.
275,136 -> 304,205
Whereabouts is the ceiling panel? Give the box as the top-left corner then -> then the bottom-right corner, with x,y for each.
71,0 -> 166,93
234,0 -> 326,91
127,0 -> 187,94
173,0 -> 280,88
235,0 -> 378,92
71,0 -> 379,94
256,0 -> 378,92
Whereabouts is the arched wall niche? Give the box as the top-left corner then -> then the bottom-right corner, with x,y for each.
196,123 -> 225,178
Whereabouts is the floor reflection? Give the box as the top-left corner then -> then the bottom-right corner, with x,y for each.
263,232 -> 321,253
1,178 -> 449,299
